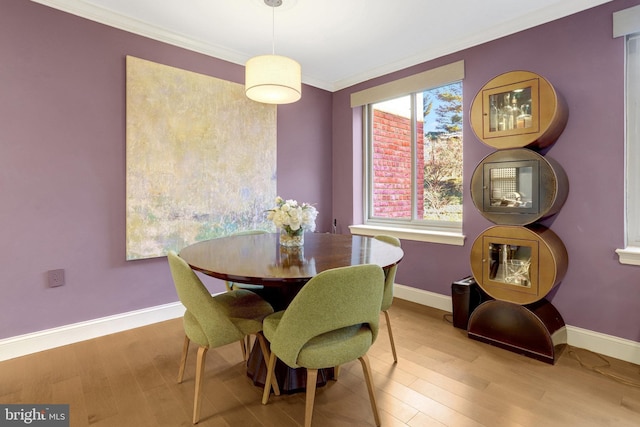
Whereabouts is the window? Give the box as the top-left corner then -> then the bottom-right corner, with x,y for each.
614,6 -> 640,265
368,83 -> 463,225
349,61 -> 465,245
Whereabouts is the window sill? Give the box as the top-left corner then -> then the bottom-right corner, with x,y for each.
349,224 -> 465,246
615,247 -> 640,266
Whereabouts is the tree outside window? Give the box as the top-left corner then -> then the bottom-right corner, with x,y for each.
422,83 -> 463,222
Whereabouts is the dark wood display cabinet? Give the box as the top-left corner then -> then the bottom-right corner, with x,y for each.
470,70 -> 568,150
467,230 -> 569,363
469,225 -> 568,305
466,70 -> 569,364
470,148 -> 569,226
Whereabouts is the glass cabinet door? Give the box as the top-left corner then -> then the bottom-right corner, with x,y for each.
482,78 -> 539,140
483,159 -> 539,214
470,70 -> 568,149
482,236 -> 539,297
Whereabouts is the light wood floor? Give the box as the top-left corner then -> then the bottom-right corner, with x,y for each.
2,299 -> 640,426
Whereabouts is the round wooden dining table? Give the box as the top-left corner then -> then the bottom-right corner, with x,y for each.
179,232 -> 404,393
179,232 -> 404,309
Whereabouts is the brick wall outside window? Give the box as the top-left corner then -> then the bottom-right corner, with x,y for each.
371,110 -> 424,218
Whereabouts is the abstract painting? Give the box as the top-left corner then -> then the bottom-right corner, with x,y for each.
125,56 -> 277,260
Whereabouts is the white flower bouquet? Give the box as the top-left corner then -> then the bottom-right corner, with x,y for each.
267,196 -> 318,240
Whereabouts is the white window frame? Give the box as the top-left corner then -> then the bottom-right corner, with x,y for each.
614,5 -> 640,265
349,61 -> 466,245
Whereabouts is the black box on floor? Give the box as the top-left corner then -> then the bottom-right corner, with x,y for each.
451,276 -> 485,330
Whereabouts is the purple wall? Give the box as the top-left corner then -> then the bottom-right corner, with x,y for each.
2,0 -> 640,344
334,0 -> 640,342
0,0 -> 331,339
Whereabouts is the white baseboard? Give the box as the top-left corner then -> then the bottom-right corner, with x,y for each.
0,302 -> 184,362
393,283 -> 640,366
394,283 -> 454,312
565,325 -> 640,365
2,286 -> 640,366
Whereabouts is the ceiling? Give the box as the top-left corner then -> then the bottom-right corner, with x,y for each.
34,0 -> 612,92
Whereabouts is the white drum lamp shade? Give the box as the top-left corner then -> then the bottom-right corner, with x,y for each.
245,54 -> 301,104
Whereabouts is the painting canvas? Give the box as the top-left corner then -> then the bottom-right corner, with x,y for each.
126,56 -> 277,260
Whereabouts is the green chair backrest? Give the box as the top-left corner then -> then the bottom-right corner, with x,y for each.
167,251 -> 244,347
226,230 -> 269,289
269,264 -> 385,368
373,235 -> 401,311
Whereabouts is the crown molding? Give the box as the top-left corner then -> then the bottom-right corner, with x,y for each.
32,0 -> 613,93
30,0 -> 335,90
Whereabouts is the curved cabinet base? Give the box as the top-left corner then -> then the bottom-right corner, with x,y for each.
467,299 -> 567,364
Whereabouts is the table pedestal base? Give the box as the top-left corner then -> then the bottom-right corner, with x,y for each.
246,340 -> 334,394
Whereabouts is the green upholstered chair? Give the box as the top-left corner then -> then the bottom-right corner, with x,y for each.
223,229 -> 269,360
261,264 -> 385,427
374,234 -> 402,363
224,229 -> 269,292
167,251 -> 280,424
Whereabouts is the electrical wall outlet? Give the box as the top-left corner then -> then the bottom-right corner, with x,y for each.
48,269 -> 65,287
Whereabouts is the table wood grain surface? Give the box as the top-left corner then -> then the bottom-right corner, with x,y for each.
179,232 -> 404,288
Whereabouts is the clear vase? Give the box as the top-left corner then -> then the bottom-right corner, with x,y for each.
279,228 -> 304,247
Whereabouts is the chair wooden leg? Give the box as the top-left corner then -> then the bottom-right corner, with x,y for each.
261,352 -> 278,404
178,335 -> 190,383
304,369 -> 318,427
332,365 -> 341,380
193,346 -> 208,424
358,355 -> 381,427
239,334 -> 254,361
256,332 -> 280,396
240,340 -> 247,361
384,310 -> 398,363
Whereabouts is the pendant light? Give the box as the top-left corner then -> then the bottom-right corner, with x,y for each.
245,0 -> 301,104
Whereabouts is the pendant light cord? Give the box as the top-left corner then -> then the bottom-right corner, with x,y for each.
271,3 -> 275,55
